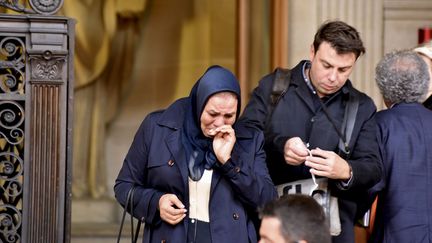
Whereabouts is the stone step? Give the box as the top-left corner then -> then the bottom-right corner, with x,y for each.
71,198 -> 144,242
71,222 -> 143,243
72,198 -> 120,224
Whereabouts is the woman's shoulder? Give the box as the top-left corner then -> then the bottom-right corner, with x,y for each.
143,98 -> 189,128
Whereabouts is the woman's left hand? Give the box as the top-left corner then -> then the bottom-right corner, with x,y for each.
210,125 -> 236,164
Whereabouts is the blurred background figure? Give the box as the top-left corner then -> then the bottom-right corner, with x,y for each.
259,194 -> 331,243
370,50 -> 432,243
414,42 -> 432,110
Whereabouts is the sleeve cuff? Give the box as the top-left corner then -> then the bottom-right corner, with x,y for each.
338,166 -> 353,189
217,158 -> 241,178
146,191 -> 164,225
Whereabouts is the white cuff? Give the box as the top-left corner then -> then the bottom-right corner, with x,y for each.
339,167 -> 353,188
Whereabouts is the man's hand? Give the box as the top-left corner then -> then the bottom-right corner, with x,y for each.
284,137 -> 309,165
159,194 -> 187,225
304,147 -> 351,180
209,125 -> 236,164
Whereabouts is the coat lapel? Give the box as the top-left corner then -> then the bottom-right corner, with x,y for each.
294,82 -> 316,113
165,130 -> 189,191
210,169 -> 221,196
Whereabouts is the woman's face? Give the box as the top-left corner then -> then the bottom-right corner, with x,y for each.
200,92 -> 237,137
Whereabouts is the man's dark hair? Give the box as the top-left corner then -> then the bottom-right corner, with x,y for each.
259,194 -> 331,243
313,20 -> 366,59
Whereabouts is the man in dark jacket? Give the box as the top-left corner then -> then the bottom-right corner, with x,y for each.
370,50 -> 432,243
239,20 -> 382,243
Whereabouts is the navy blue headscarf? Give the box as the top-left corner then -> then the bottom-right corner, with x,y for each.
182,65 -> 241,181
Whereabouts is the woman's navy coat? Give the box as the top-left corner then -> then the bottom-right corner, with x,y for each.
114,98 -> 277,243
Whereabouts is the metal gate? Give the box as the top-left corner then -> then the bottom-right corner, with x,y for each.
0,1 -> 74,242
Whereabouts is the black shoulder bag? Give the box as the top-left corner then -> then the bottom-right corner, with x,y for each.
269,67 -> 291,116
117,186 -> 143,243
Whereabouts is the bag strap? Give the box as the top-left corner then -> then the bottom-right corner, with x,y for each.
130,186 -> 142,243
318,90 -> 359,159
338,92 -> 359,159
117,185 -> 142,243
270,67 -> 291,108
265,67 -> 291,129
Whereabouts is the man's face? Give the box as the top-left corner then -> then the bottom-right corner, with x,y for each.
200,92 -> 237,137
309,41 -> 357,98
259,216 -> 287,243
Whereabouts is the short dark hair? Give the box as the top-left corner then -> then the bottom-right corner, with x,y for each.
259,194 -> 331,243
313,20 -> 365,59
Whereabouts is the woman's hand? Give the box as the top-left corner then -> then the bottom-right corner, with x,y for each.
209,125 -> 236,164
158,194 -> 187,225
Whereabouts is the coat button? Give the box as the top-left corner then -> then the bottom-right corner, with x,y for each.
311,117 -> 315,122
168,159 -> 175,166
233,213 -> 239,220
234,167 -> 240,173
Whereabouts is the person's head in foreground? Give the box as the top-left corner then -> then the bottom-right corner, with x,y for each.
259,194 -> 331,243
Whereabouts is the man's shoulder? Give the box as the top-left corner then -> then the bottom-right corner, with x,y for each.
234,120 -> 263,139
377,103 -> 432,120
346,84 -> 376,108
375,108 -> 395,123
257,61 -> 305,86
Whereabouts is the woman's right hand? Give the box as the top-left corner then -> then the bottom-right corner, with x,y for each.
284,137 -> 309,165
158,194 -> 187,225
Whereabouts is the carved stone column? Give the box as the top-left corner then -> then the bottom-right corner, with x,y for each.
0,1 -> 74,242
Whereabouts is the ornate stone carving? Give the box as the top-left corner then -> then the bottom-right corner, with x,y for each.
30,51 -> 65,81
0,13 -> 73,243
29,0 -> 63,15
0,0 -> 33,14
0,0 -> 64,15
